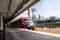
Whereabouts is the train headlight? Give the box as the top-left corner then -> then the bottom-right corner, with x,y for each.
27,25 -> 31,27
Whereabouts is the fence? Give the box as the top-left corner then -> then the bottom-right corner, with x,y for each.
35,23 -> 60,28
35,23 -> 60,34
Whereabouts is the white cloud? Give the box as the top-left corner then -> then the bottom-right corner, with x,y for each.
40,8 -> 60,18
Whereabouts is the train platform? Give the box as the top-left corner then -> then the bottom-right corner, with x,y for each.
5,28 -> 60,40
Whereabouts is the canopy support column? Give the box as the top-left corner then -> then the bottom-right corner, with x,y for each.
1,14 -> 4,30
1,14 -> 5,40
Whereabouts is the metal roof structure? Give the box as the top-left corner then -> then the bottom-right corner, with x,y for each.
0,0 -> 40,24
0,0 -> 40,19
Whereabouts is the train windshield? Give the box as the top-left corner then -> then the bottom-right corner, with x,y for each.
24,19 -> 34,25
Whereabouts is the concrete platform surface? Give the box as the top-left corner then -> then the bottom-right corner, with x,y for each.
5,28 -> 60,40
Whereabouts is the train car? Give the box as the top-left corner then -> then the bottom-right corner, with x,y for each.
7,17 -> 36,30
20,17 -> 35,30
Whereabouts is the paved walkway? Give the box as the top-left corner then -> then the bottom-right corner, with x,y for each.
6,28 -> 60,40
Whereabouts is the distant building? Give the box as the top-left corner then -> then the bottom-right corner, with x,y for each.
38,15 -> 44,21
49,16 -> 57,21
57,18 -> 60,21
44,18 -> 49,21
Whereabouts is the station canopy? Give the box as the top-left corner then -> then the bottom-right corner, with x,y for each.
0,0 -> 40,20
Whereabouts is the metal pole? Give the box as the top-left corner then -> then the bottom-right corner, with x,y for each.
28,9 -> 30,17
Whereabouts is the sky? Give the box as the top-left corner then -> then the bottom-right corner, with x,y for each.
13,0 -> 60,21
30,0 -> 60,18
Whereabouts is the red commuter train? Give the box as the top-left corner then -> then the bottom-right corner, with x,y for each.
20,17 -> 35,30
